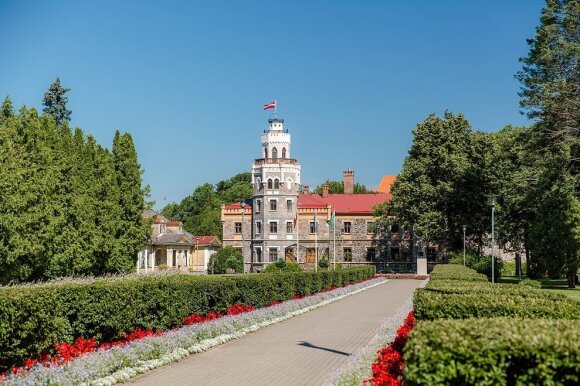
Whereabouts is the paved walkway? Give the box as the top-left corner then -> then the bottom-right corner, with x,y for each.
129,279 -> 424,386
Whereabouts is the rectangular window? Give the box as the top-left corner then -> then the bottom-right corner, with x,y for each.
310,221 -> 316,234
269,248 -> 278,262
256,249 -> 262,263
366,248 -> 376,262
343,248 -> 352,262
286,221 -> 293,234
270,200 -> 277,211
269,221 -> 277,233
235,222 -> 242,234
391,224 -> 399,233
184,250 -> 188,266
344,222 -> 351,234
256,221 -> 261,235
367,221 -> 376,234
286,199 -> 292,211
172,250 -> 177,267
256,200 -> 261,213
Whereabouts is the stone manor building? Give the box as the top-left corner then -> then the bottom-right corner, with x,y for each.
221,116 -> 430,272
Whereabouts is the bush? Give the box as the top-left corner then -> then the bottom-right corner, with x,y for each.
262,259 -> 302,273
449,251 -> 502,280
404,318 -> 580,385
519,278 -> 541,288
0,266 -> 375,371
429,264 -> 488,282
209,246 -> 243,274
414,265 -> 580,320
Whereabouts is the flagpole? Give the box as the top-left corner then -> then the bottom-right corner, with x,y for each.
296,213 -> 300,266
314,212 -> 318,272
333,210 -> 336,270
274,99 -> 277,119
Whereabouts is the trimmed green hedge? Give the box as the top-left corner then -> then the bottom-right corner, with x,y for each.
405,318 -> 580,385
414,265 -> 580,320
429,264 -> 488,282
0,266 -> 374,371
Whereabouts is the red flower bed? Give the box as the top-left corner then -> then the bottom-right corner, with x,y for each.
367,311 -> 416,386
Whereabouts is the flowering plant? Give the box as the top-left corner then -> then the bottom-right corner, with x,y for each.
366,311 -> 415,386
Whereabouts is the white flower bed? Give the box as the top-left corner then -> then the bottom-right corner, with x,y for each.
325,279 -> 429,386
2,277 -> 387,386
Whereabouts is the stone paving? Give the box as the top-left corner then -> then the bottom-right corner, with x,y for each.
129,279 -> 424,386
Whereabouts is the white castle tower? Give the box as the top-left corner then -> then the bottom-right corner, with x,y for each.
250,118 -> 301,268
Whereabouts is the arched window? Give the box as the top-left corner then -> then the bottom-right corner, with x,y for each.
282,147 -> 286,159
264,148 -> 268,159
272,147 -> 278,159
274,179 -> 280,189
267,179 -> 273,189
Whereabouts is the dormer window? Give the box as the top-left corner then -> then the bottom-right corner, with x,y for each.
160,224 -> 166,234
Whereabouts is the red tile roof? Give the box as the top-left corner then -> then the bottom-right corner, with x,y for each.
225,192 -> 391,215
377,175 -> 397,194
224,202 -> 252,210
166,220 -> 183,226
192,235 -> 221,245
153,215 -> 167,224
297,194 -> 327,209
320,193 -> 390,214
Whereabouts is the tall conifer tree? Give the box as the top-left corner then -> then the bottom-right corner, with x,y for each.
42,77 -> 72,126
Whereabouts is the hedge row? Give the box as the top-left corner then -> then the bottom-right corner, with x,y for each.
0,266 -> 374,371
405,264 -> 580,384
428,264 -> 488,282
405,318 -> 580,385
414,265 -> 580,320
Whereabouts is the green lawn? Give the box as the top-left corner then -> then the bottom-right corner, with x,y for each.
499,276 -> 580,302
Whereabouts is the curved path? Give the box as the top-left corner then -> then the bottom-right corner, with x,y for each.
129,279 -> 424,386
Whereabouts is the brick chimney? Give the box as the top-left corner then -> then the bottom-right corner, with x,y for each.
343,169 -> 355,194
322,183 -> 330,198
303,185 -> 310,194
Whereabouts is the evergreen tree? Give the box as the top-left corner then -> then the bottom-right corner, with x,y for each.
112,131 -> 150,272
42,77 -> 72,126
1,95 -> 14,119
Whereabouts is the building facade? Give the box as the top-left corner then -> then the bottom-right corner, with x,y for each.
138,210 -> 221,273
221,116 -> 433,272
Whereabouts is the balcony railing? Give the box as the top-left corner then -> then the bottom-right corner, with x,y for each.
254,158 -> 298,165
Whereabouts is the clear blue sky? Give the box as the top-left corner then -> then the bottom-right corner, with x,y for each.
0,0 -> 544,209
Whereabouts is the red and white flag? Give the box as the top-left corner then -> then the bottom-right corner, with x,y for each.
263,101 -> 276,110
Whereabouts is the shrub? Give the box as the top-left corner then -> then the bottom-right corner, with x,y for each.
404,318 -> 580,385
262,260 -> 302,273
449,251 -> 502,280
519,278 -> 541,288
429,264 -> 488,282
208,246 -> 243,274
0,266 -> 374,371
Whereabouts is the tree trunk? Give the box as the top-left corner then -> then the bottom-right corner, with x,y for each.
567,273 -> 576,289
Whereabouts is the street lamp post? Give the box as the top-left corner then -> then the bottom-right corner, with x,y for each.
490,197 -> 496,283
241,202 -> 246,274
462,225 -> 467,267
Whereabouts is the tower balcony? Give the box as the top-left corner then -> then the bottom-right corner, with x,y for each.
254,158 -> 298,165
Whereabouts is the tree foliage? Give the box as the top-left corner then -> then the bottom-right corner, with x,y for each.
161,172 -> 252,238
42,77 -> 72,126
0,95 -> 149,284
313,180 -> 368,194
208,246 -> 243,274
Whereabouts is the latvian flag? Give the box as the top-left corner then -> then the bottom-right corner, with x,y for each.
263,101 -> 276,110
